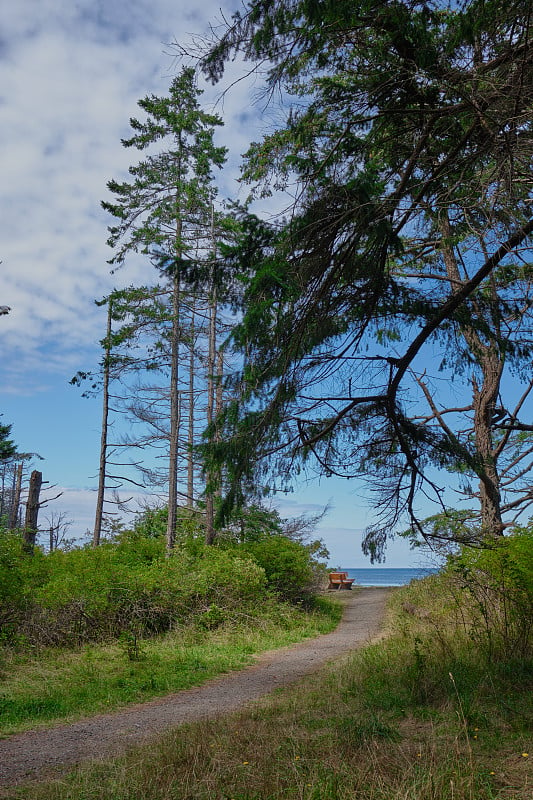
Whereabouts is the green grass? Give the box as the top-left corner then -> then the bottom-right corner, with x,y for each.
0,596 -> 341,735
5,576 -> 531,800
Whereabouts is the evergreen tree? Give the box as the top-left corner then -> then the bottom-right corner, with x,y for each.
0,419 -> 16,462
193,0 -> 533,555
102,67 -> 227,553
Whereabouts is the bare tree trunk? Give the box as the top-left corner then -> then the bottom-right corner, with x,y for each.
23,470 -> 42,554
93,298 -> 113,546
0,463 -> 5,520
166,274 -> 181,555
187,303 -> 196,509
9,462 -> 23,529
215,349 -> 224,502
205,238 -> 218,545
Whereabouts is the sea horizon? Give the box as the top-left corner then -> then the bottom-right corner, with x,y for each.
337,567 -> 439,587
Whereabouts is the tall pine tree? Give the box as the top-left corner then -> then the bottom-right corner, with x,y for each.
102,67 -> 227,553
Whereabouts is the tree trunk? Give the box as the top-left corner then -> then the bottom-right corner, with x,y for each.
93,298 -> 113,546
187,303 -> 196,509
205,253 -> 218,545
441,213 -> 504,537
166,274 -> 181,555
472,366 -> 504,536
23,470 -> 42,554
9,462 -> 23,529
0,463 -> 5,520
215,349 -> 224,502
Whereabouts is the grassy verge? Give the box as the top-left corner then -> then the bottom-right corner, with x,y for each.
0,596 -> 341,736
8,577 -> 531,800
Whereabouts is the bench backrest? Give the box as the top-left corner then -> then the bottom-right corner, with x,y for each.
329,572 -> 348,581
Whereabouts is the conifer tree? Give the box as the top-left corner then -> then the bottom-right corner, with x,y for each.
102,67 -> 227,553
192,0 -> 533,555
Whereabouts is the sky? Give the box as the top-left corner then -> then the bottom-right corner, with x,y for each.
0,0 -> 438,569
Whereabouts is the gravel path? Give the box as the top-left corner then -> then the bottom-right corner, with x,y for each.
0,588 -> 389,789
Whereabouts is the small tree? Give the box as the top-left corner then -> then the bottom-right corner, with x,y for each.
0,418 -> 16,461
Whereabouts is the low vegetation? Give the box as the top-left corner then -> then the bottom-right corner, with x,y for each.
0,505 -> 337,735
5,527 -> 531,800
0,597 -> 339,736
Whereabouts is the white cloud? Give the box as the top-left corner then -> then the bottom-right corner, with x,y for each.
0,0 -> 250,393
1,1 -> 414,560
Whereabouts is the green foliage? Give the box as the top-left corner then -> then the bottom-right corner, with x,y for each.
11,572 -> 529,800
379,540 -> 533,717
0,595 -> 340,735
131,505 -> 203,548
225,503 -> 284,542
0,418 -> 16,460
398,508 -> 480,555
195,0 -> 533,557
0,530 -> 31,642
445,527 -> 533,660
209,502 -> 329,602
0,500 -> 329,652
0,526 -> 270,649
103,66 -> 227,270
240,534 -> 322,603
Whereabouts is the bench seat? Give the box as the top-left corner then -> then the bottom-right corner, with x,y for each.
328,571 -> 355,590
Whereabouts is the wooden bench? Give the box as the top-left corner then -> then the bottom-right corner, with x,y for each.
328,571 -> 355,590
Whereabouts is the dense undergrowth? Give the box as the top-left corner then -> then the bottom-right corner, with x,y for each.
0,505 -> 338,734
0,506 -> 326,651
7,528 -> 531,800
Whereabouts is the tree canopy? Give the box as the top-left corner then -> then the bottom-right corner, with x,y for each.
0,419 -> 16,462
188,0 -> 533,557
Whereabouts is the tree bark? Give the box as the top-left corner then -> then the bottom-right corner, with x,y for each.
187,303 -> 196,509
93,298 -> 113,546
441,214 -> 504,536
23,470 -> 42,554
215,349 -> 224,503
9,462 -> 23,529
205,231 -> 218,545
166,274 -> 181,555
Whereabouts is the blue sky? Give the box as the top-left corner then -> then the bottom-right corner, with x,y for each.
0,0 -> 440,568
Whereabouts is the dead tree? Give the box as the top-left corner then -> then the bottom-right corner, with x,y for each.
22,470 -> 43,554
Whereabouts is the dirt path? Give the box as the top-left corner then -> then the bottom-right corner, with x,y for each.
0,588 -> 390,789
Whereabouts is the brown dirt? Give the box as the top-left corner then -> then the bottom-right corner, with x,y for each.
0,587 -> 390,790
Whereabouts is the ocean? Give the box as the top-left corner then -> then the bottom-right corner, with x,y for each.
340,567 -> 438,587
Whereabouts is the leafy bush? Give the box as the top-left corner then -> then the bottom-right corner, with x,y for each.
0,531 -> 267,649
0,529 -> 50,644
445,527 -> 533,660
378,531 -> 533,717
0,500 -> 328,650
240,534 -> 324,603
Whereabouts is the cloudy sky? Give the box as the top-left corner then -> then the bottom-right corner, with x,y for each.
0,0 -> 433,568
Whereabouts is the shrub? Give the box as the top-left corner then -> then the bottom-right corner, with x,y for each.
0,533 -> 268,649
445,527 -> 533,660
240,534 -> 323,603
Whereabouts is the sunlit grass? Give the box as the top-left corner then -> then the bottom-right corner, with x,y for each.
10,646 -> 531,800
8,576 -> 531,800
0,597 -> 341,735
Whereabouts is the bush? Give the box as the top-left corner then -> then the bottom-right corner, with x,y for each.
0,530 -> 268,649
445,527 -> 533,660
0,502 -> 328,650
0,530 -> 51,644
240,534 -> 323,603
